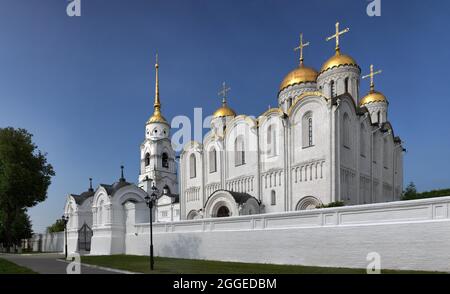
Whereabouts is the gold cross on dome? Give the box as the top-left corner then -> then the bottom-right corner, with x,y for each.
326,22 -> 350,52
362,64 -> 382,91
294,33 -> 310,66
218,82 -> 231,104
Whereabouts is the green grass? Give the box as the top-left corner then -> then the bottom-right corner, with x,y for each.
80,255 -> 440,274
0,258 -> 37,274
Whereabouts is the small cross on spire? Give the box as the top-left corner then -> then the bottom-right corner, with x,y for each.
326,22 -> 350,53
218,82 -> 231,105
362,64 -> 382,92
294,33 -> 310,66
89,178 -> 93,191
120,165 -> 125,181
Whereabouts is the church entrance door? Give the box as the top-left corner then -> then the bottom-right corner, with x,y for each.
216,206 -> 230,217
78,223 -> 93,252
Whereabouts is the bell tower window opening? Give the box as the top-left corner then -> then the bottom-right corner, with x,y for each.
162,153 -> 169,168
145,153 -> 150,166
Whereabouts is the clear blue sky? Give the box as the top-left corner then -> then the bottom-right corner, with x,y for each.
0,0 -> 449,233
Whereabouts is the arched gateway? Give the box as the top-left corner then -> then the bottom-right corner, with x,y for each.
203,190 -> 261,218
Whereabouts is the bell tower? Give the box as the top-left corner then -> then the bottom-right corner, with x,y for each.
138,55 -> 178,196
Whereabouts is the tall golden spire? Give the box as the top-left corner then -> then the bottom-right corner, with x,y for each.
154,54 -> 160,109
326,22 -> 350,54
294,33 -> 310,66
362,64 -> 382,93
147,54 -> 167,124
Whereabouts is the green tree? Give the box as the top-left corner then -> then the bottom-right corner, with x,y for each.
401,182 -> 418,200
46,219 -> 65,233
0,127 -> 55,248
10,209 -> 33,245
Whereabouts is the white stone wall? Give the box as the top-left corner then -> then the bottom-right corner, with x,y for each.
28,232 -> 64,253
123,197 -> 450,272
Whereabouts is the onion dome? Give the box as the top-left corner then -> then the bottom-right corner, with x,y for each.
213,103 -> 236,118
320,22 -> 358,74
213,82 -> 236,118
359,90 -> 388,106
359,64 -> 388,106
280,33 -> 318,92
320,51 -> 358,74
279,65 -> 318,92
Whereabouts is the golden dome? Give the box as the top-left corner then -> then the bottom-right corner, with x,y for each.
279,65 -> 318,92
320,51 -> 358,73
147,109 -> 168,124
213,104 -> 236,118
359,90 -> 388,106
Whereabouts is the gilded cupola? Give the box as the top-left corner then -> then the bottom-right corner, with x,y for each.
279,33 -> 318,92
359,64 -> 388,106
320,22 -> 359,74
359,64 -> 388,125
213,82 -> 236,118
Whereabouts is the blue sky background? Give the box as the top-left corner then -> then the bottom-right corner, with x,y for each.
0,0 -> 449,232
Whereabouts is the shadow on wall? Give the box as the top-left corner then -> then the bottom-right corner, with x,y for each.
159,234 -> 202,259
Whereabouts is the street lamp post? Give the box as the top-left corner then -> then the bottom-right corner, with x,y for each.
145,182 -> 158,271
61,215 -> 69,260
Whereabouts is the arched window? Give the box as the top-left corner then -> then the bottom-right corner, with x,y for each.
267,125 -> 277,156
145,153 -> 150,166
189,154 -> 196,178
302,112 -> 313,148
162,153 -> 169,168
209,148 -> 217,173
271,190 -> 276,206
377,111 -> 381,123
235,136 -> 246,166
344,77 -> 349,93
330,80 -> 335,97
360,124 -> 366,157
343,113 -> 351,148
288,98 -> 293,109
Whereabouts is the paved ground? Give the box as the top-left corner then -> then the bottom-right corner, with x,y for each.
0,253 -> 119,274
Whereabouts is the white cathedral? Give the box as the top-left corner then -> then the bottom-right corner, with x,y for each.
64,23 -> 404,254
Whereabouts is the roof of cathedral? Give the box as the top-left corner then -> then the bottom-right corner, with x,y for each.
71,189 -> 95,205
99,179 -> 132,196
279,65 -> 318,92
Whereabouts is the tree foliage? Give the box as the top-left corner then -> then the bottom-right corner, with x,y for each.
316,201 -> 345,209
401,181 -> 450,201
0,127 -> 55,246
46,219 -> 65,233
